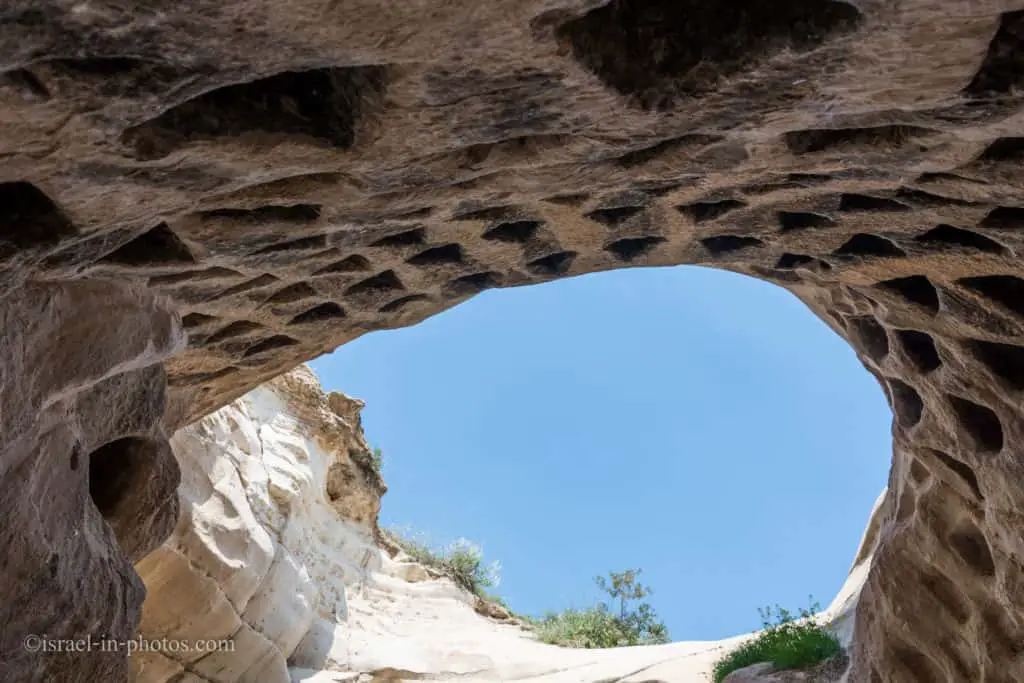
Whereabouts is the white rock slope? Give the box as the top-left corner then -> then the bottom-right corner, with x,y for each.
133,367 -> 882,683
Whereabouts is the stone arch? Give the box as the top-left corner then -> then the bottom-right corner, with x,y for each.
1,1 -> 1024,681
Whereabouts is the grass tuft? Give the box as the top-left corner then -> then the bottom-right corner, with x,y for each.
532,605 -> 670,648
712,600 -> 842,683
531,569 -> 670,649
384,526 -> 500,596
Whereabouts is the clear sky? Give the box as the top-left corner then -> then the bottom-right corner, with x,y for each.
309,264 -> 892,641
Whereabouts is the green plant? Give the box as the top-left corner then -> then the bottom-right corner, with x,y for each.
443,537 -> 501,594
384,527 -> 500,596
371,447 -> 383,473
533,569 -> 670,648
711,599 -> 842,683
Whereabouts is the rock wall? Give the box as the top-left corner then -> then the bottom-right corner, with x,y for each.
135,367 -> 877,683
134,366 -> 386,681
0,281 -> 185,683
2,1 -> 1024,680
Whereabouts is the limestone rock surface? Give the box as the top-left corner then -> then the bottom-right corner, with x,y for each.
1,1 -> 1023,680
0,280 -> 185,683
134,366 -> 384,681
721,658 -> 848,683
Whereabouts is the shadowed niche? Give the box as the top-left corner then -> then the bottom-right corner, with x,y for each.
89,437 -> 163,520
123,67 -> 388,159
556,0 -> 862,108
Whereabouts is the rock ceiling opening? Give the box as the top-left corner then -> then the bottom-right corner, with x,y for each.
308,264 -> 893,638
5,0 -> 1024,680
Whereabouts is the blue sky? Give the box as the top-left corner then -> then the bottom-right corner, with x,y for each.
310,265 -> 892,641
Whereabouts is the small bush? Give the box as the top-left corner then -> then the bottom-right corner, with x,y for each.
533,569 -> 670,648
443,538 -> 501,594
711,600 -> 842,683
371,447 -> 383,473
384,527 -> 500,596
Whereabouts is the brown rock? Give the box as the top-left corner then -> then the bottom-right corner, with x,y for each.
2,1 -> 1024,681
473,597 -> 514,622
722,656 -> 848,683
0,280 -> 184,682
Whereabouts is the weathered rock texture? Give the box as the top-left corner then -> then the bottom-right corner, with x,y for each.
722,657 -> 849,683
135,367 -> 872,683
2,0 -> 1024,680
0,280 -> 185,682
133,366 -> 387,682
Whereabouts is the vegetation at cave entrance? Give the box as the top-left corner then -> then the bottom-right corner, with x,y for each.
531,569 -> 670,648
711,600 -> 842,682
383,529 -> 669,648
383,526 -> 501,596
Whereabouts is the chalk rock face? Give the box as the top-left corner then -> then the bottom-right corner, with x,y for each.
1,1 -> 1024,681
134,366 -> 385,682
